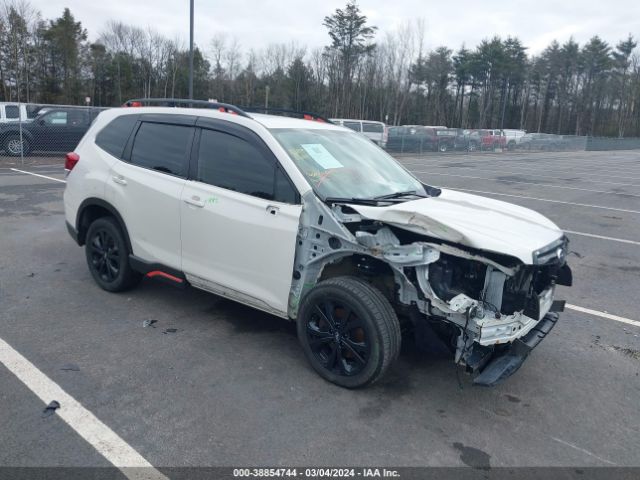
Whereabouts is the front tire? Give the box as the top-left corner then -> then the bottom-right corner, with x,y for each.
85,217 -> 141,292
297,277 -> 401,388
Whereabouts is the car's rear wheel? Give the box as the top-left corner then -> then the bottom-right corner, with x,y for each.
439,143 -> 448,152
85,217 -> 141,292
297,277 -> 401,388
4,135 -> 30,156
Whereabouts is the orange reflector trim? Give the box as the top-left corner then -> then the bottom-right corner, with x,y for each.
146,271 -> 183,283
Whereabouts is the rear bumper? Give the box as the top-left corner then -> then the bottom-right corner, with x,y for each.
470,312 -> 559,386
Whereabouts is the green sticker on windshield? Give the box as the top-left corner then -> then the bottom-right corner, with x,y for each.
301,144 -> 343,169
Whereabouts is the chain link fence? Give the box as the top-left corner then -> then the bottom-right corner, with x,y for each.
0,103 -> 106,166
2,102 -> 640,167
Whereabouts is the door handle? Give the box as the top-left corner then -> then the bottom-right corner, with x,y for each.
266,205 -> 279,216
184,196 -> 205,208
112,175 -> 127,186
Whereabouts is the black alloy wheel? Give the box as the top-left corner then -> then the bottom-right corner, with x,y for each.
306,299 -> 371,377
297,277 -> 401,388
84,217 -> 141,292
89,228 -> 120,283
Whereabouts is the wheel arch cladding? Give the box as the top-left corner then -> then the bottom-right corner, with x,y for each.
76,198 -> 132,252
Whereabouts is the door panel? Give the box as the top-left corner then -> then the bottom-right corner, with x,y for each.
181,181 -> 301,315
106,162 -> 185,270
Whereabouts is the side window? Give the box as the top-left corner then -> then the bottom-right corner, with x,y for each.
362,122 -> 383,133
68,110 -> 89,126
96,115 -> 138,158
5,105 -> 19,120
197,128 -> 298,203
343,121 -> 361,132
130,122 -> 192,177
44,111 -> 68,125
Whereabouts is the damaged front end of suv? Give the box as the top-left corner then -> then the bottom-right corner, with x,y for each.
288,188 -> 572,387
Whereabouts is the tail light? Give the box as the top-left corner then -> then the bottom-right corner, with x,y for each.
65,152 -> 80,171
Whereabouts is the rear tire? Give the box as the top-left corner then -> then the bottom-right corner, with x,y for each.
4,135 -> 31,156
85,217 -> 141,292
297,276 -> 401,388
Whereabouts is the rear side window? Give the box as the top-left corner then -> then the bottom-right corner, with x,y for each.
96,115 -> 138,158
362,122 -> 383,133
343,121 -> 361,132
130,122 -> 192,177
5,105 -> 19,120
197,129 -> 297,203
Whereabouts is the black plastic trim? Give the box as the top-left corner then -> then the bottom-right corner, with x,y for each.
66,221 -> 80,245
129,255 -> 188,289
473,312 -> 559,387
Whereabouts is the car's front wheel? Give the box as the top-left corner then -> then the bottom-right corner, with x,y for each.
297,277 -> 401,388
85,217 -> 141,292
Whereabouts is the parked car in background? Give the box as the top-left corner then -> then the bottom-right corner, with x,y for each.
502,129 -> 527,150
518,133 -> 564,151
387,126 -> 455,153
0,102 -> 43,123
478,129 -> 507,151
330,118 -> 388,147
1,106 -> 105,156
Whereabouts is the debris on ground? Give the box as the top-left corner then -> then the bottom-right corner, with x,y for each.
143,319 -> 157,328
163,328 -> 178,334
60,363 -> 80,371
27,272 -> 35,277
42,400 -> 60,418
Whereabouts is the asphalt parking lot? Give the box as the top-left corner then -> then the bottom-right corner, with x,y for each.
1,150 -> 639,474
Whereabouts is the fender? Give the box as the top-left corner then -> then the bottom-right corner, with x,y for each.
75,197 -> 133,253
0,126 -> 35,143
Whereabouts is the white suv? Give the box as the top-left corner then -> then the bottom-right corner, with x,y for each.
64,99 -> 572,388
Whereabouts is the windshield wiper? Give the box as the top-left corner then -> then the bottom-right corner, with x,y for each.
374,190 -> 427,200
323,197 -> 381,206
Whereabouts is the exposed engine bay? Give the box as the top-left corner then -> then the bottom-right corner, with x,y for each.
288,191 -> 573,385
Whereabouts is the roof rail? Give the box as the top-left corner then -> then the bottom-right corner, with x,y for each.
122,98 -> 252,118
241,106 -> 334,124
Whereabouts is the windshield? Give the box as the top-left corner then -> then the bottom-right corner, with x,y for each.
271,128 -> 425,200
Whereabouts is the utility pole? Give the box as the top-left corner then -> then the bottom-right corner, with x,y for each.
188,0 -> 194,100
265,85 -> 270,109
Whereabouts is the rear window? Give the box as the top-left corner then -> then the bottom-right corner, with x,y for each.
362,122 -> 383,133
130,122 -> 192,177
96,115 -> 138,158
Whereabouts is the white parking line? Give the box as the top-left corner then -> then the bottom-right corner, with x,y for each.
399,158 -> 640,180
566,304 -> 640,328
414,171 -> 640,197
9,168 -> 66,183
435,186 -> 640,215
564,230 -> 640,246
401,162 -> 640,187
0,336 -> 167,480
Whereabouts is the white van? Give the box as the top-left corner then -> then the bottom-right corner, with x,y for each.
330,118 -> 388,147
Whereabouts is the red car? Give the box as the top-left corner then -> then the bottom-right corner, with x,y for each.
478,129 -> 507,150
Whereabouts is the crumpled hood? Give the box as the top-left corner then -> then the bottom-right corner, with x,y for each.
348,189 -> 564,264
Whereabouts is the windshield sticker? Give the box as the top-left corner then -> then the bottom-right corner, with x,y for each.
301,144 -> 344,169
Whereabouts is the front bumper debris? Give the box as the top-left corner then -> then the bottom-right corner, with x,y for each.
471,312 -> 559,387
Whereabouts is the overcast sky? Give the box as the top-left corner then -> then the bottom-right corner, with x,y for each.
35,0 -> 639,56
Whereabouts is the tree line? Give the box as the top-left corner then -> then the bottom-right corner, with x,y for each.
1,0 -> 639,137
